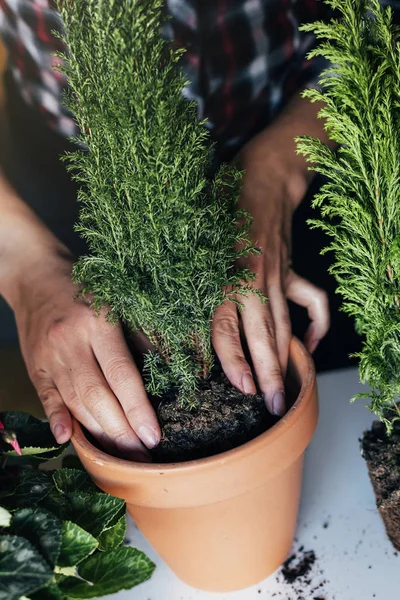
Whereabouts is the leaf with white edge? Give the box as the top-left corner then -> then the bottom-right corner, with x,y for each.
11,508 -> 61,568
102,503 -> 125,530
0,467 -> 53,509
58,521 -> 98,567
0,508 -> 11,528
53,469 -> 99,495
0,534 -> 53,600
40,488 -> 70,521
4,446 -> 60,456
29,446 -> 68,462
0,412 -> 66,457
58,547 -> 155,598
63,492 -> 124,537
1,447 -> 67,467
97,514 -> 126,551
61,455 -> 84,471
54,565 -> 76,576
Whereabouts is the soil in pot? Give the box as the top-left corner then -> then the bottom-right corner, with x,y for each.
153,371 -> 278,462
83,367 -> 278,463
126,334 -> 283,463
361,419 -> 400,551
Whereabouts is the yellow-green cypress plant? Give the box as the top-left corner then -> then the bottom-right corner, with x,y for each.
297,0 -> 400,430
56,0 -> 259,406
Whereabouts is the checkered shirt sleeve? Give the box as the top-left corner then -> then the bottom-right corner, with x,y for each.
0,0 -> 335,157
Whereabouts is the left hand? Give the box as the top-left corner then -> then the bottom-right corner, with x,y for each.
212,108 -> 330,417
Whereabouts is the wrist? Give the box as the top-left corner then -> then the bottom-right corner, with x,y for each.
238,93 -> 332,210
1,237 -> 74,314
239,138 -> 309,211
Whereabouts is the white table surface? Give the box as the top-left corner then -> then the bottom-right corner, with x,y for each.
109,368 -> 400,600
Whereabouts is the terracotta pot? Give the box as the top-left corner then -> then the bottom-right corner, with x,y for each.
71,337 -> 318,592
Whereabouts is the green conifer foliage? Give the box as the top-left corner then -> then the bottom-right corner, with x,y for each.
57,0 -> 258,405
297,0 -> 400,428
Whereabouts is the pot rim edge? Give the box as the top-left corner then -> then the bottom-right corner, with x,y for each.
71,336 -> 315,474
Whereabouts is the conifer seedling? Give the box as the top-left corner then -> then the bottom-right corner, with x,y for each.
57,0 -> 260,408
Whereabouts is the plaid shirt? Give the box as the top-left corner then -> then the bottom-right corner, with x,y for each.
0,0 -> 332,159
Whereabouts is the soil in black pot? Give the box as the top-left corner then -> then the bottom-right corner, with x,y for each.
361,419 -> 400,551
152,372 -> 278,463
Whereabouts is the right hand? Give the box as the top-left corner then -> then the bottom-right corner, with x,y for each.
12,252 -> 161,462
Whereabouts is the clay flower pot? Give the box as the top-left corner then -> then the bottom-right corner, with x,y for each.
71,337 -> 318,592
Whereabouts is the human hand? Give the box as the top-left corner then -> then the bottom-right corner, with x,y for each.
212,116 -> 330,417
12,252 -> 161,461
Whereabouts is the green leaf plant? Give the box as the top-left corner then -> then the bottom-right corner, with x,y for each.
55,0 -> 260,407
296,0 -> 400,430
0,411 -> 155,600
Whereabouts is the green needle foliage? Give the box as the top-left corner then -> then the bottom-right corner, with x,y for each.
57,0 -> 258,405
297,0 -> 400,429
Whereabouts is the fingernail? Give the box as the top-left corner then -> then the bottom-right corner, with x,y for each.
272,392 -> 286,417
242,373 -> 256,395
53,423 -> 66,443
138,424 -> 160,449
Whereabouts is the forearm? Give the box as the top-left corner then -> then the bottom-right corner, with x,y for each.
0,169 -> 72,310
239,93 -> 336,209
0,170 -> 159,456
219,93 -> 332,408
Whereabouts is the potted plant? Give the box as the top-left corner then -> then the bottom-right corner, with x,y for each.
0,411 -> 155,600
56,0 -> 318,592
297,0 -> 400,553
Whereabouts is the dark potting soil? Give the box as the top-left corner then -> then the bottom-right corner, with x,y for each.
361,419 -> 400,551
152,372 -> 277,462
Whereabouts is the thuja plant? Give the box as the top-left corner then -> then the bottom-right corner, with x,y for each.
57,0 -> 258,405
297,0 -> 400,430
0,411 -> 154,600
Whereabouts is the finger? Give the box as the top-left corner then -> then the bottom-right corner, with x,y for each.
55,373 -> 116,454
239,293 -> 286,416
68,350 -> 150,461
91,328 -> 161,450
32,372 -> 72,444
286,271 -> 330,353
266,278 -> 292,376
212,300 -> 257,395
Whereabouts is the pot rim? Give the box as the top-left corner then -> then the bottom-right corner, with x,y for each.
72,336 -> 314,474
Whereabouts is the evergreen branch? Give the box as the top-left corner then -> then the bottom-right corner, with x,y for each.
297,0 -> 400,429
57,0 -> 258,404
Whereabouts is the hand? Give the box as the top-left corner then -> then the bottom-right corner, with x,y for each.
13,252 -> 161,461
212,111 -> 330,416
